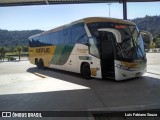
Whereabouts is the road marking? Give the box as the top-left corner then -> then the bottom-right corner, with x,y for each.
147,72 -> 160,76
34,72 -> 47,78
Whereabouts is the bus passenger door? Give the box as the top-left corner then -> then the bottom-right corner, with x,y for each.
98,31 -> 116,79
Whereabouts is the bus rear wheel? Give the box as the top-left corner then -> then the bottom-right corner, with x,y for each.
81,63 -> 91,79
35,59 -> 39,68
38,59 -> 45,70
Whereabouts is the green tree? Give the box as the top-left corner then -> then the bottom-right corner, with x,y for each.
22,46 -> 28,52
155,38 -> 160,48
140,30 -> 153,51
14,46 -> 22,61
0,46 -> 8,61
9,46 -> 15,53
132,15 -> 160,36
153,33 -> 160,48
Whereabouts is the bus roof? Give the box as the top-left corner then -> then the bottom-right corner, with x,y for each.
29,17 -> 135,38
83,17 -> 135,25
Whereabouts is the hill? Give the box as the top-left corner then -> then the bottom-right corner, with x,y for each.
131,15 -> 160,36
0,29 -> 44,47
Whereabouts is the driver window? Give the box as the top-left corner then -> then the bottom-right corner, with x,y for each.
89,37 -> 99,58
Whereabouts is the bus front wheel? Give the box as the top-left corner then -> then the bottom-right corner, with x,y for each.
81,63 -> 91,79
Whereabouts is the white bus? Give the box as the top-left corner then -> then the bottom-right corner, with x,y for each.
29,17 -> 147,80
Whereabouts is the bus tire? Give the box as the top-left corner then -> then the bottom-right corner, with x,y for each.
39,59 -> 45,70
81,63 -> 91,79
37,61 -> 41,69
35,59 -> 39,67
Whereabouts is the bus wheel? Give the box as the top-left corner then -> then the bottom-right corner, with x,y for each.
35,59 -> 39,68
39,59 -> 45,70
37,61 -> 41,69
81,63 -> 91,79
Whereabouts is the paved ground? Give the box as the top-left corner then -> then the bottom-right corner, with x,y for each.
0,53 -> 160,120
146,53 -> 160,65
146,53 -> 160,75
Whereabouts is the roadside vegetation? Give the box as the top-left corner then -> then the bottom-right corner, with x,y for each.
0,29 -> 43,62
141,31 -> 160,52
0,46 -> 28,61
131,15 -> 160,52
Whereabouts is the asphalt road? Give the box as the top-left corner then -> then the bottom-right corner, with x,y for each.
0,54 -> 160,120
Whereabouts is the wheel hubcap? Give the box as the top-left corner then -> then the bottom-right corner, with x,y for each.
85,67 -> 90,76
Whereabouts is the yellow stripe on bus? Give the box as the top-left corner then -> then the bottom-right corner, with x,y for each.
29,46 -> 56,67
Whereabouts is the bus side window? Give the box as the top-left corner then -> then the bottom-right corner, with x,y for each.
50,33 -> 54,45
67,28 -> 72,44
59,30 -> 64,44
50,32 -> 59,45
39,36 -> 44,46
35,36 -> 40,47
54,32 -> 59,45
71,25 -> 88,44
40,35 -> 48,46
60,29 -> 71,44
63,30 -> 68,44
45,34 -> 51,46
89,37 -> 99,58
29,38 -> 33,47
32,38 -> 35,47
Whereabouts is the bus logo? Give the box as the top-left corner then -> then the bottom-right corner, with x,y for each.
36,48 -> 50,53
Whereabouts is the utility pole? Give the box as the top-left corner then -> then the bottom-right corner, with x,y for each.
123,0 -> 127,20
108,3 -> 111,18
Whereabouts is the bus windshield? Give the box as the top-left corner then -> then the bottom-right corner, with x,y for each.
87,22 -> 146,62
117,25 -> 146,61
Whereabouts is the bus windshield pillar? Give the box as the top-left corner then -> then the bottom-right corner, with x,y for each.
123,0 -> 127,20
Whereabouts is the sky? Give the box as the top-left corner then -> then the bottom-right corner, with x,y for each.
0,2 -> 160,31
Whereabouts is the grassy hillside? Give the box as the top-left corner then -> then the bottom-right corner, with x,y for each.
131,15 -> 160,36
0,29 -> 43,46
